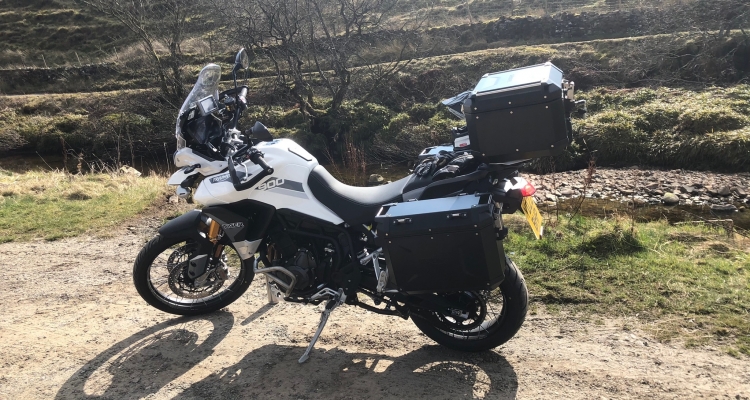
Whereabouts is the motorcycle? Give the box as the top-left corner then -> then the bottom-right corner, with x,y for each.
133,49 -> 582,363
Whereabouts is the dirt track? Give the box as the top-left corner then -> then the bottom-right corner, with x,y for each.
1,225 -> 749,400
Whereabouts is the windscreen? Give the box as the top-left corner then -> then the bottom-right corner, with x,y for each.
176,64 -> 221,149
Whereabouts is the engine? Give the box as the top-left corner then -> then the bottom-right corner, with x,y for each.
265,228 -> 319,291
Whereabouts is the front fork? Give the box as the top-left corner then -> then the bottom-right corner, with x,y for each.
187,219 -> 225,284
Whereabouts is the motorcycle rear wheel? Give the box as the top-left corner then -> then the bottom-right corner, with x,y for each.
411,259 -> 528,352
133,233 -> 254,315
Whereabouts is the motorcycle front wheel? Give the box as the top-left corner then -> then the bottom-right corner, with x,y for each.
411,258 -> 528,352
133,233 -> 254,315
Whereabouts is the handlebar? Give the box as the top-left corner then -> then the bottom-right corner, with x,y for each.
249,150 -> 274,174
225,146 -> 274,191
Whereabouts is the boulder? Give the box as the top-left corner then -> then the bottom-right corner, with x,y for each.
559,188 -> 576,196
119,165 -> 142,177
730,187 -> 747,198
367,174 -> 385,186
662,192 -> 680,205
710,204 -> 737,212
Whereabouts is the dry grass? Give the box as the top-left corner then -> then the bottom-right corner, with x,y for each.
0,168 -> 168,242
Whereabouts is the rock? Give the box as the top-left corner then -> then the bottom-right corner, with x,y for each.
731,187 -> 747,198
367,174 -> 385,186
633,198 -> 647,207
119,165 -> 141,177
620,188 -> 634,195
646,182 -> 660,190
662,192 -> 680,205
710,204 -> 737,212
560,188 -> 576,196
714,186 -> 732,196
678,193 -> 689,200
545,193 -> 558,202
168,195 -> 179,204
739,206 -> 746,212
680,185 -> 702,195
651,189 -> 664,196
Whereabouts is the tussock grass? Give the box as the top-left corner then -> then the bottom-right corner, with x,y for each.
0,169 -> 167,242
574,86 -> 750,170
505,214 -> 750,355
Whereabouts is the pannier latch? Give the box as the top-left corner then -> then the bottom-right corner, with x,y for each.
394,218 -> 412,225
447,213 -> 468,219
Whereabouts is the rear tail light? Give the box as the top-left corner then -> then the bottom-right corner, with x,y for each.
520,183 -> 536,197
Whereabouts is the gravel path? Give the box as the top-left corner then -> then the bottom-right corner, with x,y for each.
1,227 -> 748,400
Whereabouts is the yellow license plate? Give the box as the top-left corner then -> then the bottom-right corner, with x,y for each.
521,196 -> 544,239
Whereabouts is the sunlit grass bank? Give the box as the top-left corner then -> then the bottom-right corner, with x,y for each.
505,213 -> 750,356
0,169 -> 167,242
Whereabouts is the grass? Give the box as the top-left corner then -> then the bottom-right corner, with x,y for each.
0,168 -> 168,242
572,85 -> 750,171
504,212 -> 750,356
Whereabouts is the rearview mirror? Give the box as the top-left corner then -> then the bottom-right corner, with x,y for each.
251,121 -> 274,142
234,48 -> 250,72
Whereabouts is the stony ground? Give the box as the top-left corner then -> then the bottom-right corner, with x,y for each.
526,168 -> 750,211
1,219 -> 748,399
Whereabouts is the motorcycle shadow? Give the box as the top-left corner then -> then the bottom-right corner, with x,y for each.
55,311 -> 235,400
173,344 -> 518,400
54,309 -> 517,399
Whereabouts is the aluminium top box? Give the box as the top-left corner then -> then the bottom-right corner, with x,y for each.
463,62 -> 572,162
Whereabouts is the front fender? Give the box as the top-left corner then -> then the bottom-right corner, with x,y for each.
158,210 -> 203,238
157,208 -> 265,261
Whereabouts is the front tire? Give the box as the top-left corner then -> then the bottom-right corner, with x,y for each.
411,258 -> 528,351
133,233 -> 254,315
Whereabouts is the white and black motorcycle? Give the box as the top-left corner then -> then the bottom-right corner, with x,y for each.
133,49 -> 582,363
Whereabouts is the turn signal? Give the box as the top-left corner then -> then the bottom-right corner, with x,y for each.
520,183 -> 536,197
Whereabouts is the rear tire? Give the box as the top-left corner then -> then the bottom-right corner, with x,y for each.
133,233 -> 254,315
411,259 -> 528,351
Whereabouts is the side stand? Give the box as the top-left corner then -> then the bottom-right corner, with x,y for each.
298,289 -> 346,363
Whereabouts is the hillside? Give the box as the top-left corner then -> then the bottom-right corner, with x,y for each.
0,0 -> 695,69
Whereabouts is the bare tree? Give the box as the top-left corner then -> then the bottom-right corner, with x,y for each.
77,0 -> 193,101
217,0 -> 427,124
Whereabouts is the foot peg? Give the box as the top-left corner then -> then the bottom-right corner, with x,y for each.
298,288 -> 346,363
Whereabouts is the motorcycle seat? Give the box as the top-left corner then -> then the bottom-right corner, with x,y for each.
307,165 -> 410,225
